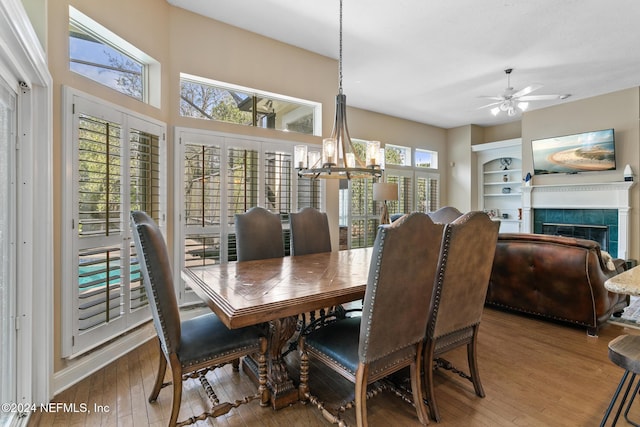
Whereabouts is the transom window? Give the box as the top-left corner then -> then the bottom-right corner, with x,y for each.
180,73 -> 321,136
416,148 -> 438,169
385,144 -> 412,167
68,6 -> 161,107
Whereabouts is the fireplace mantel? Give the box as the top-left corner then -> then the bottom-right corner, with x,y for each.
521,181 -> 635,258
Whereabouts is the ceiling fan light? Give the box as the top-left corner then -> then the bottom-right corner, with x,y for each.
507,106 -> 516,116
491,107 -> 500,116
499,102 -> 509,112
518,102 -> 529,111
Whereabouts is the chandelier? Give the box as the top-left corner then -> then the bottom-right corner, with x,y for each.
295,0 -> 383,180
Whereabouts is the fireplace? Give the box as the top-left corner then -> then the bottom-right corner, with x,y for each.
541,223 -> 609,252
522,182 -> 634,259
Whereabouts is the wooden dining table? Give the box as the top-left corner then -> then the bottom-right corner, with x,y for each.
181,247 -> 372,409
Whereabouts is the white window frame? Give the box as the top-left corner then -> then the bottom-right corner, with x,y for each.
61,86 -> 166,358
69,6 -> 161,108
415,148 -> 438,169
385,143 -> 412,167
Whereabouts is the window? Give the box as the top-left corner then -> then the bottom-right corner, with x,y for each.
179,73 -> 321,136
385,170 -> 414,216
62,88 -> 166,357
68,6 -> 161,107
416,171 -> 440,213
339,140 -> 378,249
416,148 -> 438,169
176,129 -> 321,304
339,140 -> 441,249
384,144 -> 412,167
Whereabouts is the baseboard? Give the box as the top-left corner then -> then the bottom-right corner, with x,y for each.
52,306 -> 208,396
52,323 -> 156,396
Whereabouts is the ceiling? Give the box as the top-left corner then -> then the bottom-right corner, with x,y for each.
167,0 -> 640,129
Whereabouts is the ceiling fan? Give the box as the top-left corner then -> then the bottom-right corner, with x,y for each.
479,68 -> 570,117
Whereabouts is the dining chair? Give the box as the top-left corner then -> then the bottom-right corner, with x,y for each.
427,206 -> 463,223
289,207 -> 332,256
286,207 -> 338,356
298,212 -> 445,426
130,211 -> 268,426
234,206 -> 284,261
423,211 -> 500,422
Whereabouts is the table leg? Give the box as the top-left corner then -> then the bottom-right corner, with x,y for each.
242,316 -> 299,409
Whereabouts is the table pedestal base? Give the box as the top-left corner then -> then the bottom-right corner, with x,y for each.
242,316 -> 299,409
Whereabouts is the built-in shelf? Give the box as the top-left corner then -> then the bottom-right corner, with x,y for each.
472,138 -> 523,233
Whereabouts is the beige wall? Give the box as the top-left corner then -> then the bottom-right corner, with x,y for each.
445,124 -> 489,211
480,121 -> 521,143
46,0 -> 446,373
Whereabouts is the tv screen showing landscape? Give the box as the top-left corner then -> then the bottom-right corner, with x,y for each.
532,128 -> 616,175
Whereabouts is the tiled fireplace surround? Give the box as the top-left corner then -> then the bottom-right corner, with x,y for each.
521,182 -> 635,259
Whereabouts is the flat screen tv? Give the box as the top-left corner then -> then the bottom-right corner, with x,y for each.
532,128 -> 616,175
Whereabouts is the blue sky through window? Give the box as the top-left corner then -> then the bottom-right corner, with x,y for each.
69,25 -> 143,100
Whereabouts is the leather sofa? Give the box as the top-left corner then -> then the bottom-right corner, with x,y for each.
486,233 -> 628,335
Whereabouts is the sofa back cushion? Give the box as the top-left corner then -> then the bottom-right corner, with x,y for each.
487,233 -> 608,326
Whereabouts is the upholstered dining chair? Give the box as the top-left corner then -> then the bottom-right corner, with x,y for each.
427,206 -> 463,224
288,207 -> 335,337
289,207 -> 332,256
130,211 -> 268,426
299,213 -> 445,426
423,211 -> 500,422
234,206 -> 284,261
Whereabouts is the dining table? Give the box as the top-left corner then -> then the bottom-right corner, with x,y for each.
181,247 -> 372,409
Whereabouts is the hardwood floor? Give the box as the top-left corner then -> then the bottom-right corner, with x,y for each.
28,308 -> 640,426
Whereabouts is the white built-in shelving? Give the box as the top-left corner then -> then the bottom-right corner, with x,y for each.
472,138 -> 523,233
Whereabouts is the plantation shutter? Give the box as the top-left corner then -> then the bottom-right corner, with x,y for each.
295,148 -> 322,210
416,172 -> 440,213
63,91 -> 165,358
76,113 -> 126,335
384,171 -> 413,216
183,141 -> 222,266
349,178 -> 376,249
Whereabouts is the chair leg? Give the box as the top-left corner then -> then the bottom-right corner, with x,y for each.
298,336 -> 310,402
355,363 -> 369,427
410,343 -> 429,425
601,370 -> 638,427
149,339 -> 167,402
168,355 -> 183,427
468,328 -> 485,398
423,343 -> 440,422
623,377 -> 640,426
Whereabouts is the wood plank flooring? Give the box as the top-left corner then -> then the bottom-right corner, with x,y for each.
28,307 -> 640,426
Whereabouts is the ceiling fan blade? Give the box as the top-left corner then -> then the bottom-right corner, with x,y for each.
477,101 -> 503,109
512,83 -> 543,98
477,96 -> 504,100
518,94 -> 563,101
